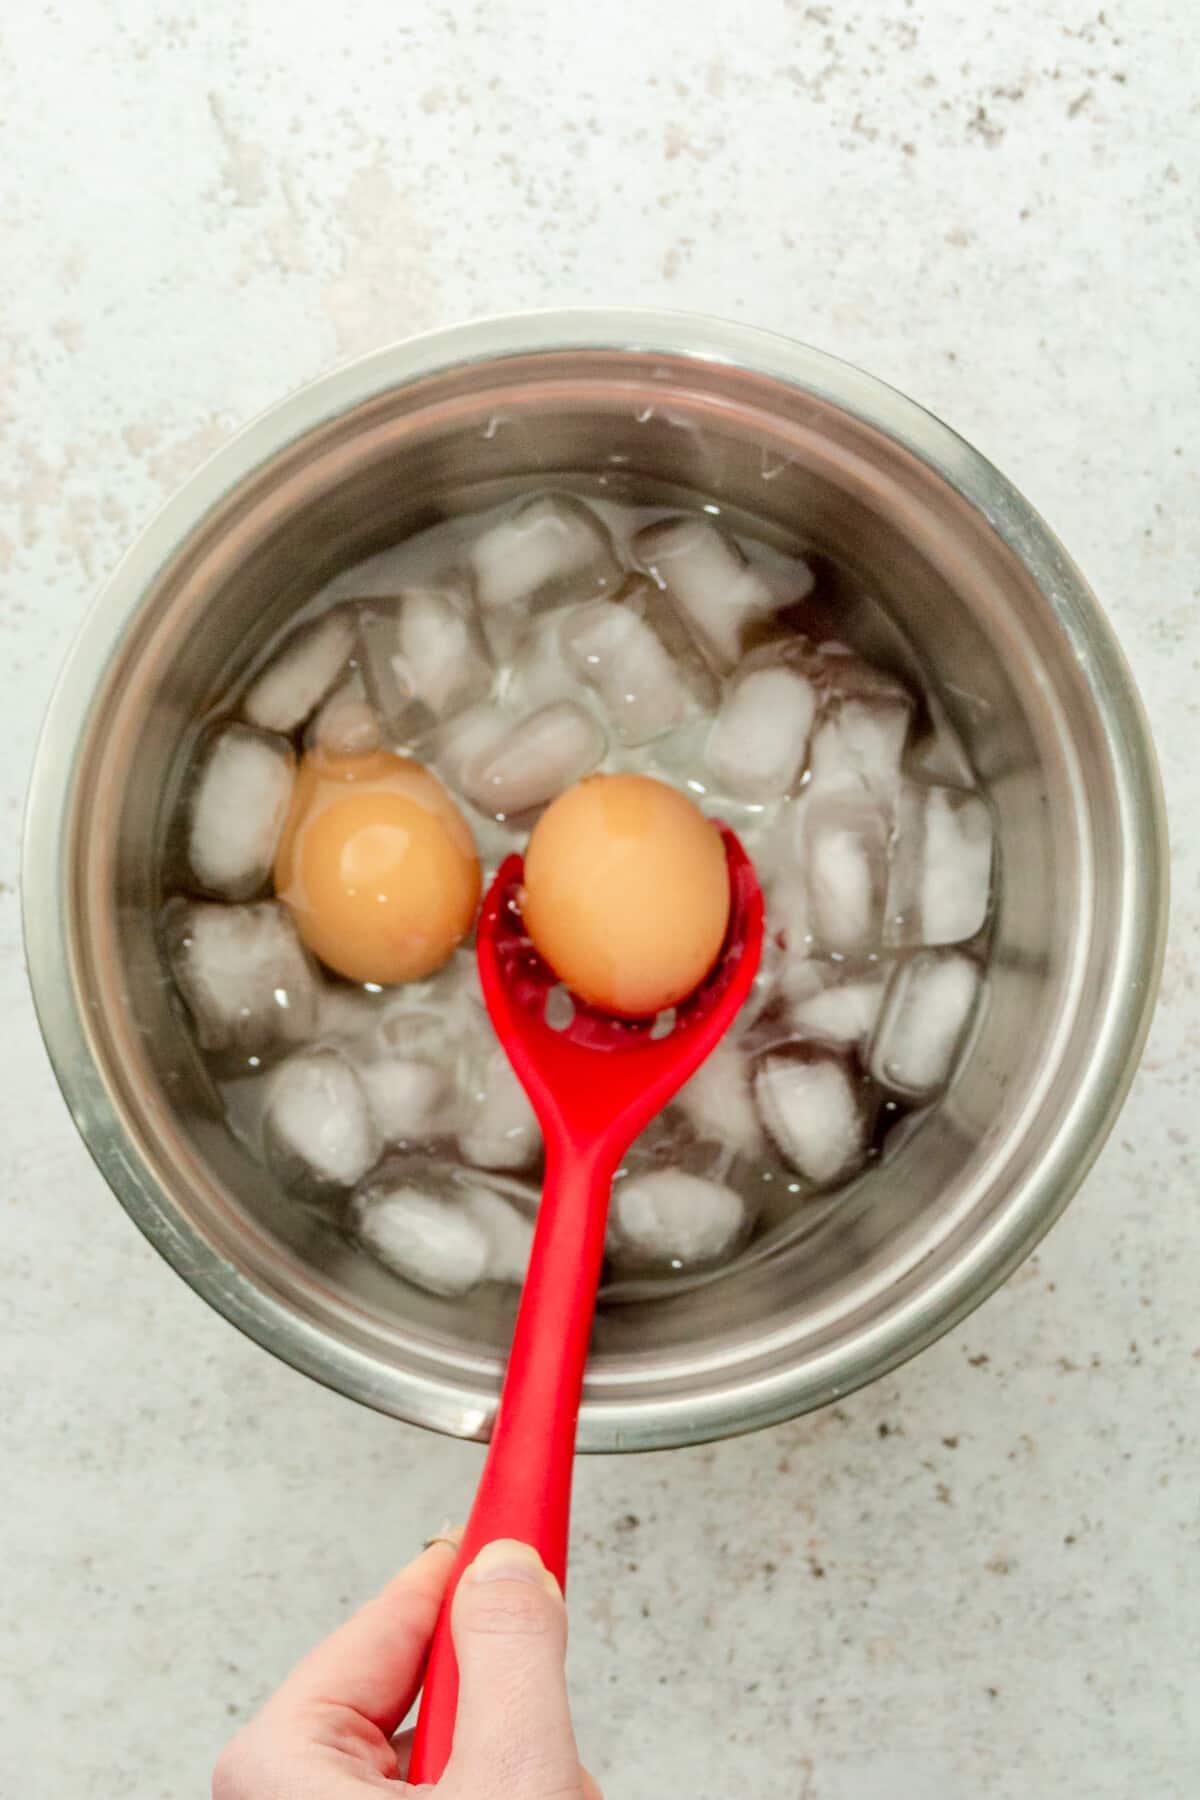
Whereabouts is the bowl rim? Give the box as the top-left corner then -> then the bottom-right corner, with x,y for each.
23,307 -> 1169,1450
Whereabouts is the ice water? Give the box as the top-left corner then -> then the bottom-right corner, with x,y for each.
164,485 -> 995,1299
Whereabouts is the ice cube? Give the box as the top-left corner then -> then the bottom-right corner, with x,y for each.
429,702 -> 511,794
315,980 -> 387,1044
187,725 -> 295,900
885,783 -> 994,948
311,672 -> 384,757
754,1050 -> 869,1187
359,1057 -> 453,1144
675,1040 -> 765,1155
264,1047 -> 379,1187
463,1185 -> 536,1284
765,860 -> 813,962
802,791 -> 890,954
359,959 -> 484,1068
869,950 -> 982,1098
398,943 -> 486,1024
470,493 -> 622,648
461,702 -> 605,820
353,1183 -> 489,1297
398,585 -> 492,715
562,587 -> 707,746
647,714 -> 716,801
502,609 -> 587,714
634,516 -> 780,671
166,900 -> 319,1056
359,586 -> 492,740
740,921 -> 787,1030
622,572 -> 721,690
783,962 -> 886,1049
808,690 -> 913,807
243,607 -> 356,734
440,945 -> 486,1014
907,688 -> 977,789
368,1004 -> 458,1076
607,1169 -> 746,1271
459,1045 -> 541,1170
706,663 -> 817,800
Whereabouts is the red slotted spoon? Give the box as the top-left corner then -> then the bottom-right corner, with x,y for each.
408,825 -> 763,1784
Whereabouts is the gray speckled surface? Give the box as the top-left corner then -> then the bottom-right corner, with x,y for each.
2,5 -> 1197,1796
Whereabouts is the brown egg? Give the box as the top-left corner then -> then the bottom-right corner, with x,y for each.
521,773 -> 731,1017
274,747 -> 481,985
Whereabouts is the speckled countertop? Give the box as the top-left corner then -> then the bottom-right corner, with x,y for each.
2,5 -> 1197,1796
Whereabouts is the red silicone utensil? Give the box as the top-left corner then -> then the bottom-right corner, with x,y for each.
408,825 -> 762,1783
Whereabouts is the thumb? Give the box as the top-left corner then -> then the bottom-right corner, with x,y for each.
443,1540 -> 584,1799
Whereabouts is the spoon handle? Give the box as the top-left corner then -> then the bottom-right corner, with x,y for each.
408,1135 -> 620,1784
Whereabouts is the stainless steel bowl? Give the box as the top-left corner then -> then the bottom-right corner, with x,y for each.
24,310 -> 1167,1450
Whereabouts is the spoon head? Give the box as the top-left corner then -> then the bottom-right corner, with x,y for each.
476,826 -> 764,1158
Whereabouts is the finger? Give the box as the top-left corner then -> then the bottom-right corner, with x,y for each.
272,1531 -> 462,1739
582,1769 -> 604,1800
445,1540 -> 583,1798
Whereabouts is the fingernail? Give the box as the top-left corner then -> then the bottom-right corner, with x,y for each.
424,1521 -> 466,1551
468,1539 -> 561,1596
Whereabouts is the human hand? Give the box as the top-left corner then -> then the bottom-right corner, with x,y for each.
213,1535 -> 600,1798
